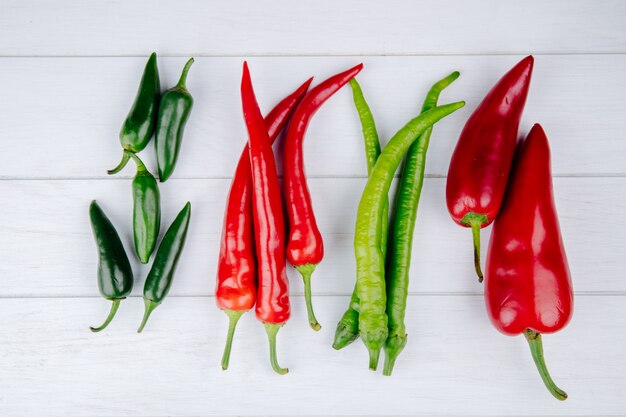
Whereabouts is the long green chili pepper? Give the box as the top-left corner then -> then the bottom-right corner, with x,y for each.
333,78 -> 388,350
109,52 -> 160,174
355,101 -> 465,370
88,201 -> 134,332
138,202 -> 191,332
126,151 -> 161,264
155,58 -> 194,182
383,71 -> 460,376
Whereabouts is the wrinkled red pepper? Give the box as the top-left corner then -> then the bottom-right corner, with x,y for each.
216,77 -> 312,370
446,56 -> 534,281
241,62 -> 291,375
486,124 -> 573,400
283,63 -> 363,331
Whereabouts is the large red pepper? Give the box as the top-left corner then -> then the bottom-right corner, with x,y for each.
485,124 -> 573,400
446,56 -> 534,281
283,63 -> 363,330
241,62 -> 291,375
216,77 -> 312,370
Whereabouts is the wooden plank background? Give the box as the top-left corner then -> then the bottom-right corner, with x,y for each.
0,1 -> 625,416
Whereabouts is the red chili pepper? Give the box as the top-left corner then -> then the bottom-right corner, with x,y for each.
485,124 -> 573,400
283,63 -> 363,331
216,77 -> 312,370
241,62 -> 291,375
446,56 -> 534,282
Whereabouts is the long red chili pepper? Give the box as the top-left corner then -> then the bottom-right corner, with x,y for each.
241,62 -> 291,375
216,77 -> 312,370
283,63 -> 363,331
485,124 -> 573,400
446,56 -> 534,282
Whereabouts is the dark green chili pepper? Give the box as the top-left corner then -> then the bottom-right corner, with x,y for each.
355,101 -> 465,370
383,71 -> 460,376
138,202 -> 191,332
333,78 -> 388,350
88,201 -> 134,333
155,58 -> 194,182
126,151 -> 161,264
109,52 -> 160,174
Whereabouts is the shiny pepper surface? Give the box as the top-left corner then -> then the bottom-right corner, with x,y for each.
486,124 -> 573,400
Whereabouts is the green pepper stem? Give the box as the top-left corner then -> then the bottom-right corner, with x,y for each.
461,212 -> 488,282
221,309 -> 244,370
264,323 -> 288,375
382,334 -> 407,376
107,150 -> 132,175
90,299 -> 121,332
524,329 -> 568,401
296,264 -> 321,331
137,298 -> 160,333
367,346 -> 381,371
177,58 -> 195,89
383,354 -> 397,376
127,151 -> 148,173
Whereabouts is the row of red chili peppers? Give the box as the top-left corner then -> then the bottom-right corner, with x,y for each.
215,57 -> 573,401
217,61 -> 363,373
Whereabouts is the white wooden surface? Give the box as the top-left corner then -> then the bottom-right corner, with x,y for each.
1,1 -> 625,416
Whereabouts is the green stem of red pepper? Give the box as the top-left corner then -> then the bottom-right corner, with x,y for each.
460,212 -> 487,282
524,330 -> 568,401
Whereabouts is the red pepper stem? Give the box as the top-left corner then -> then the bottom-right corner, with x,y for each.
264,323 -> 288,375
524,329 -> 568,401
296,264 -> 321,331
220,309 -> 244,370
137,298 -> 160,333
89,299 -> 121,333
177,58 -> 195,89
461,212 -> 488,282
108,150 -> 132,175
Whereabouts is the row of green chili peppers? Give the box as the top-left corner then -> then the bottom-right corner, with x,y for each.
333,73 -> 464,375
89,53 -> 195,332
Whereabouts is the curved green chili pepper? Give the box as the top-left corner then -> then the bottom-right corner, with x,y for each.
355,101 -> 465,370
155,58 -> 194,182
138,202 -> 191,333
383,71 -> 460,376
109,52 -> 160,174
88,201 -> 134,332
126,151 -> 161,264
333,78 -> 388,350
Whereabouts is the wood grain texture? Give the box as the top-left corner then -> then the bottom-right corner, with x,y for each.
0,55 -> 626,178
1,0 -> 625,56
0,296 -> 624,416
0,55 -> 625,179
0,177 -> 623,297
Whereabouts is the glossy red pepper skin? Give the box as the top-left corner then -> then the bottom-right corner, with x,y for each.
446,56 -> 534,281
283,63 -> 363,330
216,78 -> 312,312
241,62 -> 290,374
485,124 -> 573,400
216,77 -> 312,370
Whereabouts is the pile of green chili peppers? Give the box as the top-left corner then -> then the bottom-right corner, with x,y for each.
89,53 -> 195,333
333,73 -> 464,376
